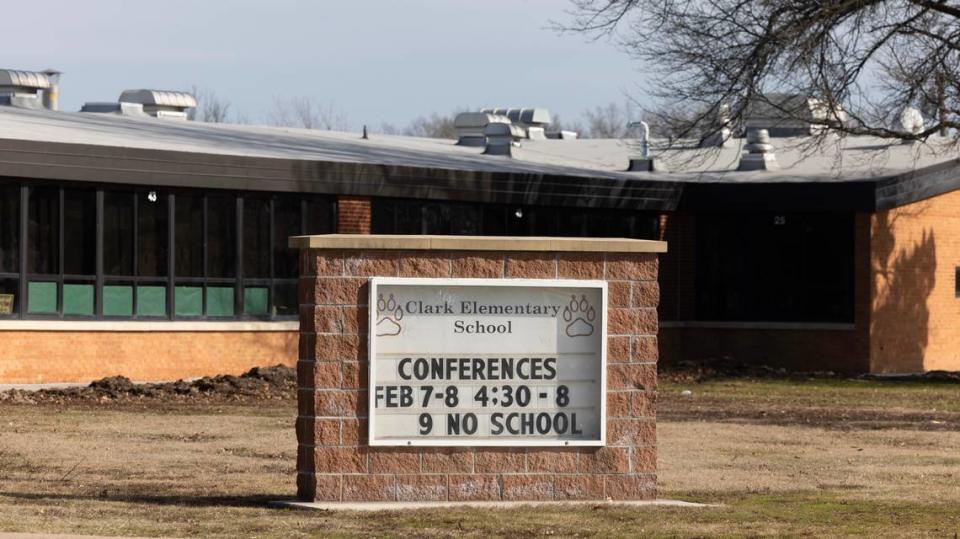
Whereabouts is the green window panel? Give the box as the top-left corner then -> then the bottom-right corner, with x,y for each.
103,285 -> 133,317
27,281 -> 57,314
244,287 -> 269,315
206,286 -> 235,317
175,286 -> 203,317
137,286 -> 166,317
63,284 -> 94,316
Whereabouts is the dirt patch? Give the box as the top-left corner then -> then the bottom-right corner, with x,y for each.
661,358 -> 960,384
660,395 -> 960,431
660,358 -> 847,384
0,365 -> 296,405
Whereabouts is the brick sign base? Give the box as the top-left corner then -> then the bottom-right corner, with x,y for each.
293,236 -> 661,502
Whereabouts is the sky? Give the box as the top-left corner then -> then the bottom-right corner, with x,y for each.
2,0 -> 647,129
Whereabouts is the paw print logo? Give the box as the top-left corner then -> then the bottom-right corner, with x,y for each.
376,294 -> 404,337
562,294 -> 596,337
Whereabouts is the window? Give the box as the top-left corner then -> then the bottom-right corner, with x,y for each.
0,184 -> 19,274
207,195 -> 236,279
62,189 -> 96,316
175,194 -> 203,278
371,198 -> 660,239
0,178 -> 336,321
25,187 -> 98,317
103,192 -> 134,276
138,191 -> 168,278
243,197 -> 271,279
175,193 -> 238,318
26,186 -> 59,315
27,186 -> 58,275
694,212 -> 854,323
64,190 -> 96,275
274,196 -> 299,279
0,183 -> 18,317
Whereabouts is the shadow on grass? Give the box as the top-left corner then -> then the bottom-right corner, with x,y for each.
0,491 -> 296,508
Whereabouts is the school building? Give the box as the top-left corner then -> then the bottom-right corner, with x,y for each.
1,68 -> 958,382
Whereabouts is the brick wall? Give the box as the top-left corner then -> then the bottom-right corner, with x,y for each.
0,330 -> 297,383
296,248 -> 659,502
870,190 -> 960,372
337,196 -> 372,234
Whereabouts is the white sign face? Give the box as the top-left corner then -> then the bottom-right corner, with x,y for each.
368,277 -> 606,447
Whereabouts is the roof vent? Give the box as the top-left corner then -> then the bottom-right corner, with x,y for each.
0,69 -> 51,109
483,122 -> 525,156
626,121 -> 668,172
40,69 -> 61,111
454,112 -> 510,146
80,101 -> 149,117
118,89 -> 197,120
480,108 -> 552,140
744,94 -> 846,137
545,130 -> 579,140
738,129 -> 779,171
699,104 -> 733,148
899,107 -> 924,142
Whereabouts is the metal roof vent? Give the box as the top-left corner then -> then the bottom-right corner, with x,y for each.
454,112 -> 510,146
483,122 -> 526,156
118,89 -> 197,120
480,108 -> 552,140
699,104 -> 733,148
80,101 -> 149,117
898,107 -> 924,143
738,129 -> 779,171
0,69 -> 51,109
40,69 -> 61,111
545,130 -> 579,140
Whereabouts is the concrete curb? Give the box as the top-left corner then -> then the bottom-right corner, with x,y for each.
269,499 -> 716,512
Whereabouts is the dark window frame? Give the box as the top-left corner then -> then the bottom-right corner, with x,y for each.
371,197 -> 660,239
692,211 -> 856,323
0,177 -> 336,321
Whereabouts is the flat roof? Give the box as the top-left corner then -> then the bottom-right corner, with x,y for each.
0,106 -> 959,211
0,106 -> 957,182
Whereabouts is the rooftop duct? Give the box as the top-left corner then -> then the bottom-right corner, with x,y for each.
744,94 -> 846,137
483,121 -> 526,156
481,107 -> 552,126
453,112 -> 510,146
118,89 -> 198,120
80,101 -> 149,117
481,108 -> 552,140
40,69 -> 61,111
0,69 -> 51,109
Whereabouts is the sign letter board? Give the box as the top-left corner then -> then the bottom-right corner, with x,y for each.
369,277 -> 607,446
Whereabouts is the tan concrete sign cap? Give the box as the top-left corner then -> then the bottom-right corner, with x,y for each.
289,234 -> 667,253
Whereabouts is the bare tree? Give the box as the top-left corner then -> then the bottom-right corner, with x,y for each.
267,96 -> 350,131
549,113 -> 588,137
403,111 -> 463,138
561,1 -> 960,142
580,101 -> 636,138
188,85 -> 235,123
378,122 -> 402,136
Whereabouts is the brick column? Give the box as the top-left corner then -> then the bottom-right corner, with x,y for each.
294,236 -> 662,502
337,196 -> 372,234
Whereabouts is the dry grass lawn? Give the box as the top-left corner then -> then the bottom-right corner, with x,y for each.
0,377 -> 958,537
